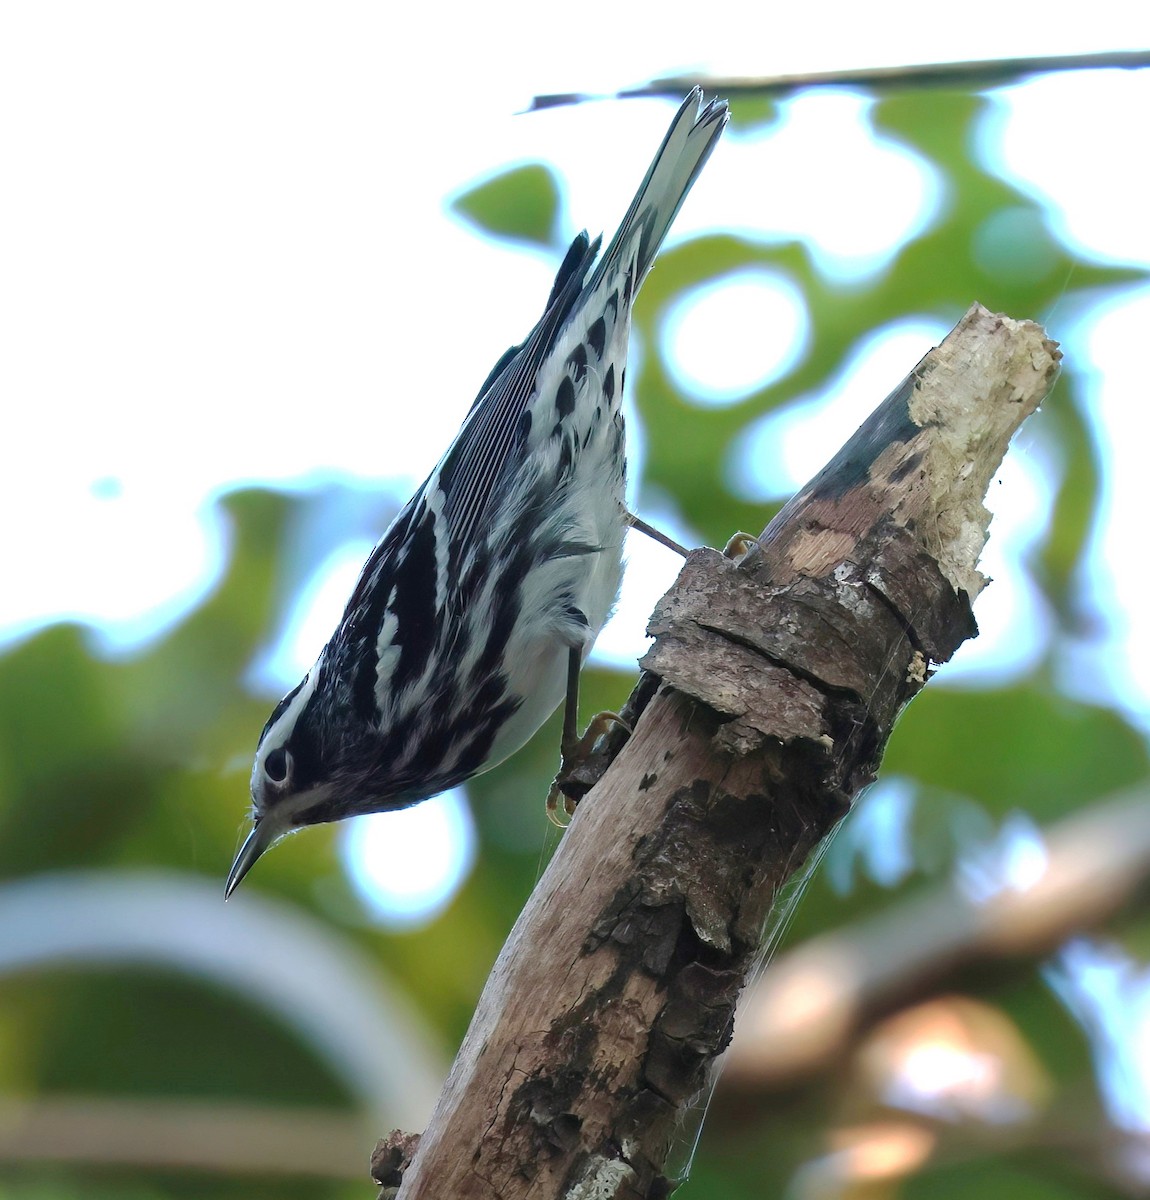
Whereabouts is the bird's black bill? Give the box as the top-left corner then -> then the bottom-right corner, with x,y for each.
225,825 -> 270,899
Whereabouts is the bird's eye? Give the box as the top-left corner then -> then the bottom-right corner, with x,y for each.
264,747 -> 291,784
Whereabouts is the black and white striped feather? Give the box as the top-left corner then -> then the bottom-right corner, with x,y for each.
229,90 -> 728,891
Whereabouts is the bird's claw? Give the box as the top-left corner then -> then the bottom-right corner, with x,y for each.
546,710 -> 632,826
723,530 -> 759,561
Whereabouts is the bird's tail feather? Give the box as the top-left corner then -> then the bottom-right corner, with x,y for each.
589,88 -> 728,293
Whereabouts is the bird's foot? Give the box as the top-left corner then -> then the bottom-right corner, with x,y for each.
546,710 -> 633,825
723,530 -> 760,561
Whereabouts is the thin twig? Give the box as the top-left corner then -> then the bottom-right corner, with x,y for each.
528,50 -> 1150,111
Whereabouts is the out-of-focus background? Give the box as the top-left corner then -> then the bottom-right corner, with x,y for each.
3,3 -> 1150,1196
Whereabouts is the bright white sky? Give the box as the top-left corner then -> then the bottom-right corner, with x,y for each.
3,5 -> 1150,931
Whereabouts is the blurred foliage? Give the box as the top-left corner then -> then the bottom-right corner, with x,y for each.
3,81 -> 1150,1198
449,162 -> 563,249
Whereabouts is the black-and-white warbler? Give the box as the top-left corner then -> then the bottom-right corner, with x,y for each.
227,89 -> 728,896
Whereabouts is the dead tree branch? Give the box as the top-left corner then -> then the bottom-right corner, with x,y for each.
390,304 -> 1060,1199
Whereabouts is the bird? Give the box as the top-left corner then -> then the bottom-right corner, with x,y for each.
227,89 -> 728,897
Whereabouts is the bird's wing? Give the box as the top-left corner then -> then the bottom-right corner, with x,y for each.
435,231 -> 601,554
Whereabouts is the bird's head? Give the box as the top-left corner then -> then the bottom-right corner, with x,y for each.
226,670 -> 340,898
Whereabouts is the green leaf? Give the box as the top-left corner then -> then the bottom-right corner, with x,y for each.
726,95 -> 780,132
886,685 -> 1150,820
450,163 -> 562,247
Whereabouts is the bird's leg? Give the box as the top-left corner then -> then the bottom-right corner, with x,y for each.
626,510 -> 761,563
546,647 -> 631,825
623,510 -> 690,557
560,644 -> 583,760
543,526 -> 761,824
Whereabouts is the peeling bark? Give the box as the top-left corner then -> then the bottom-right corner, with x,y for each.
391,305 -> 1060,1199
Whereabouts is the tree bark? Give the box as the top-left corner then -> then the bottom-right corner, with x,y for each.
388,304 -> 1060,1199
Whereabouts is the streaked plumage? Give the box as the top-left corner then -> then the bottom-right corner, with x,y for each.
227,90 -> 728,895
